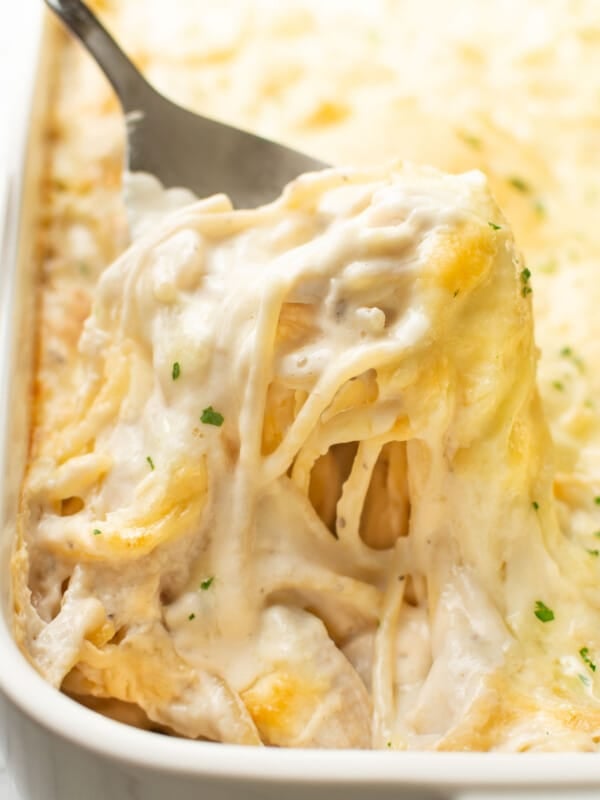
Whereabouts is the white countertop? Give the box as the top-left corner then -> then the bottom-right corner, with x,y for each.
0,774 -> 12,798
0,763 -> 17,800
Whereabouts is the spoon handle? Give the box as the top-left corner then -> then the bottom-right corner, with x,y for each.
43,0 -> 154,111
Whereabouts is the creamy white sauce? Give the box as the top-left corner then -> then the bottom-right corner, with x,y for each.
123,171 -> 201,240
16,162 -> 591,751
12,0 -> 600,752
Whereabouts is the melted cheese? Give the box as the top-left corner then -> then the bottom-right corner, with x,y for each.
12,0 -> 600,751
13,162 -> 595,749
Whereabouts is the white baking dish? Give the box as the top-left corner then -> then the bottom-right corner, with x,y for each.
2,5 -> 600,800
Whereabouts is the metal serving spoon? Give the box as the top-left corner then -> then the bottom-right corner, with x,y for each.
43,0 -> 326,208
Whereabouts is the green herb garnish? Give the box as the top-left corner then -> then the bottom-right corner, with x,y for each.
200,576 -> 215,591
580,647 -> 597,672
188,613 -> 196,621
488,221 -> 502,231
172,361 -> 181,380
201,406 -> 224,426
146,456 -> 155,470
508,176 -> 530,193
534,600 -> 554,623
458,132 -> 482,150
552,381 -> 564,392
520,267 -> 533,297
92,528 -> 102,536
587,549 -> 600,557
559,346 -> 584,371
594,496 -> 600,506
532,501 -> 539,511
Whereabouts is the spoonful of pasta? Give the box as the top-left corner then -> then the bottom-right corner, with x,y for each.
43,0 -> 326,212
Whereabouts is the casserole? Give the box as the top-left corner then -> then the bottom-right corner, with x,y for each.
2,2 -> 600,798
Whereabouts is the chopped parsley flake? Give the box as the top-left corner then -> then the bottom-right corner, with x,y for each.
520,267 -> 533,297
453,289 -> 460,298
386,741 -> 392,748
92,528 -> 102,536
188,613 -> 196,621
458,131 -> 482,150
532,501 -> 539,511
580,647 -> 597,672
201,406 -> 224,426
488,221 -> 502,231
146,456 -> 155,470
534,600 -> 554,623
533,199 -> 546,217
595,496 -> 600,506
587,549 -> 600,557
559,346 -> 584,371
172,361 -> 181,380
594,531 -> 600,538
552,381 -> 564,392
200,576 -> 215,591
508,176 -> 530,193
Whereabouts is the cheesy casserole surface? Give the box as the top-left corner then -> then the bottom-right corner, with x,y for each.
11,0 -> 600,750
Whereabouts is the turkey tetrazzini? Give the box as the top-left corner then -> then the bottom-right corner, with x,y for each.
15,162 -> 600,750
